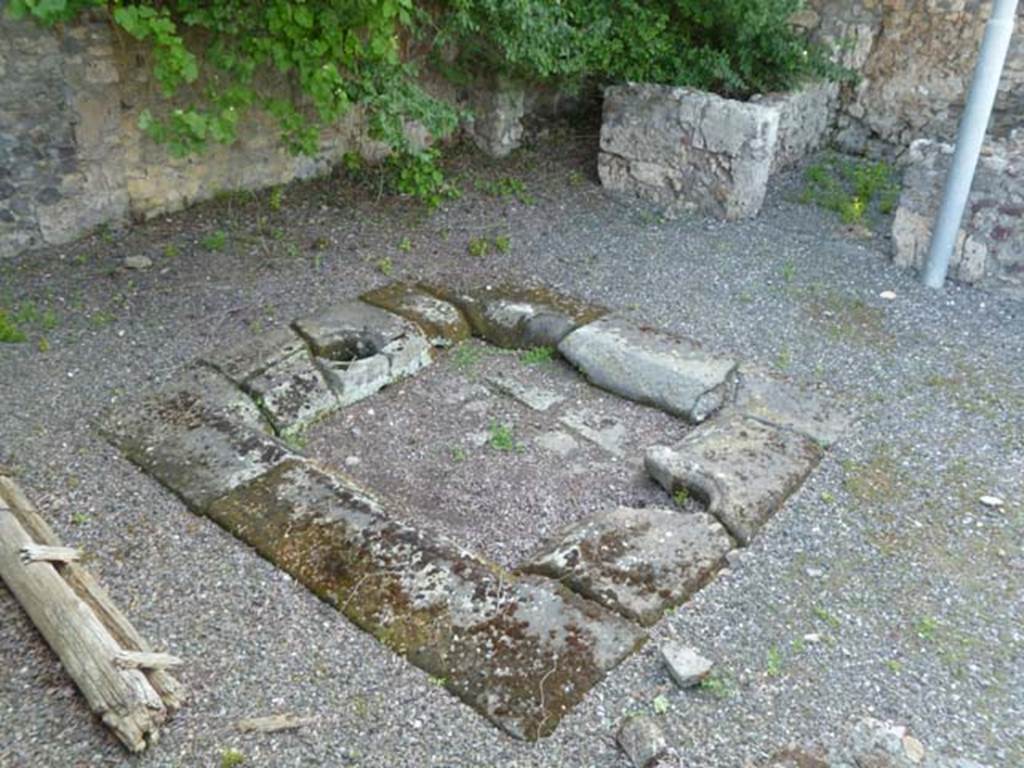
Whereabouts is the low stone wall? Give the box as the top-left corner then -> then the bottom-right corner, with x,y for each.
892,134 -> 1024,296
598,83 -> 834,220
0,13 -> 552,260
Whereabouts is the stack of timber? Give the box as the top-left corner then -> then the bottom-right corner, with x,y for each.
0,473 -> 185,752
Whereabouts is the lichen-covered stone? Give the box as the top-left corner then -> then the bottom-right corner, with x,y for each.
202,325 -> 308,384
734,366 -> 851,447
558,316 -> 737,423
422,283 -> 606,349
207,460 -> 647,740
99,366 -> 292,511
617,714 -> 668,768
360,282 -> 471,346
521,507 -> 733,626
242,349 -> 338,437
294,300 -> 432,406
645,414 -> 823,546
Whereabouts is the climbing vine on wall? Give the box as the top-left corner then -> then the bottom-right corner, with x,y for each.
10,0 -> 839,203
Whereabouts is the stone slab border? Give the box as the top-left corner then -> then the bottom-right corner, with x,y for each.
100,281 -> 847,740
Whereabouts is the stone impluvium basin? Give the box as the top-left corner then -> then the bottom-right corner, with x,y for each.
100,280 -> 848,740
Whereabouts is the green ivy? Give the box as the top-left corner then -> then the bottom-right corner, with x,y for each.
9,1 -> 842,204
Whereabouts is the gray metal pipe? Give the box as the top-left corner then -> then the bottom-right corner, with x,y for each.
922,0 -> 1019,289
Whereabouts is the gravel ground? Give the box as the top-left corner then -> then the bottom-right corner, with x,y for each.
1,128 -> 1022,768
305,338 -> 690,570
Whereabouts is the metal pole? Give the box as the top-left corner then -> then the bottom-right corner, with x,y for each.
921,0 -> 1018,289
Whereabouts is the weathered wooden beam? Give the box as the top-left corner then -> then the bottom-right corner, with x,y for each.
0,475 -> 185,751
0,476 -> 186,712
114,650 -> 183,671
19,544 -> 81,564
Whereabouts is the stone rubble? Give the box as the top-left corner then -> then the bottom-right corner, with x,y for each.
617,714 -> 668,768
659,642 -> 714,688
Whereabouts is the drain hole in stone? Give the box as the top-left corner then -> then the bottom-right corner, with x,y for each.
320,333 -> 383,362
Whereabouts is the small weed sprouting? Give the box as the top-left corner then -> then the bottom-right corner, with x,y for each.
915,616 -> 939,642
398,236 -> 413,252
673,487 -> 690,507
493,234 -> 511,254
71,511 -> 90,525
202,230 -> 228,251
766,645 -> 783,677
468,237 -> 489,258
0,310 -> 26,343
450,446 -> 467,463
268,186 -> 284,211
488,421 -> 516,452
800,153 -> 900,227
220,748 -> 245,768
813,605 -> 842,630
699,671 -> 734,699
377,257 -> 393,276
163,243 -> 180,259
519,346 -> 553,365
651,694 -> 670,715
476,176 -> 534,205
452,343 -> 483,369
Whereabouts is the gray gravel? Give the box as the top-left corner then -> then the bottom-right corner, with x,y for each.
1,131 -> 1021,767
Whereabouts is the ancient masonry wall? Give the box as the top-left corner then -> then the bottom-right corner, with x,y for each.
802,0 -> 1024,154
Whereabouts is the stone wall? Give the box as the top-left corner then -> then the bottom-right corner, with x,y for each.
803,0 -> 1024,154
0,13 -> 542,260
892,134 -> 1024,296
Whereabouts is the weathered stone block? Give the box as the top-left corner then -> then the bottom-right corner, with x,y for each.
99,366 -> 292,511
734,365 -> 852,447
360,282 -> 471,346
558,315 -> 737,423
753,81 -> 839,172
207,460 -> 646,740
242,350 -> 339,437
202,325 -> 308,384
423,283 -> 606,349
645,414 -> 823,545
521,506 -> 733,626
599,83 -> 780,220
466,75 -> 526,158
892,135 -> 1024,296
294,300 -> 432,406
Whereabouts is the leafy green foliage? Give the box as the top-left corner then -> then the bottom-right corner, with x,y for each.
519,346 -> 553,365
13,0 -> 843,203
0,309 -> 27,343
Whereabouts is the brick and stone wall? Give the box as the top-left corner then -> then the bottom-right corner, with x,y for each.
802,0 -> 1024,154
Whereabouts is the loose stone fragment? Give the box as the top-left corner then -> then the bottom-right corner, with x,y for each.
558,316 -> 737,423
202,325 -> 308,384
207,461 -> 646,741
486,372 -> 564,412
422,283 -> 606,349
617,714 -> 668,768
99,366 -> 292,511
979,495 -> 1004,508
645,414 -> 823,545
521,507 -> 732,626
733,365 -> 851,447
558,408 -> 628,457
360,282 -> 471,346
123,255 -> 152,270
242,350 -> 338,437
533,430 -> 579,457
659,642 -> 713,688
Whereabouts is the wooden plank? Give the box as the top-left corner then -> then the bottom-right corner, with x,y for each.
0,499 -> 166,752
0,476 -> 186,711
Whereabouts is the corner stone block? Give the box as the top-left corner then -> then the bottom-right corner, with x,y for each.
644,414 -> 823,546
520,506 -> 733,626
206,460 -> 646,741
293,300 -> 432,406
558,315 -> 737,423
201,325 -> 308,385
242,349 -> 339,437
360,282 -> 471,346
733,365 -> 852,447
422,283 -> 607,349
99,366 -> 293,511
